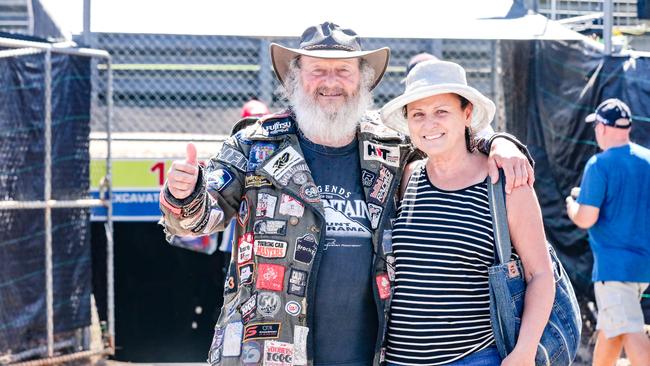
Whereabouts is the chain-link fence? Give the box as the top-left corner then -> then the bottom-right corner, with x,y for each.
538,0 -> 643,26
86,34 -> 501,137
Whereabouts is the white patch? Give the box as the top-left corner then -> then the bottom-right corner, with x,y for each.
263,341 -> 293,366
293,326 -> 309,366
203,208 -> 224,234
256,193 -> 277,218
222,321 -> 243,357
278,194 -> 305,217
262,147 -> 303,181
367,203 -> 382,229
362,141 -> 400,167
254,239 -> 287,258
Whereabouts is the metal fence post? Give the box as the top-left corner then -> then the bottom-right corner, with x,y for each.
43,48 -> 54,358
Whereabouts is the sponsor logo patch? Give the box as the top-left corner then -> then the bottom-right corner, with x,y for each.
243,323 -> 281,342
217,144 -> 249,172
369,165 -> 394,204
361,169 -> 377,188
376,273 -> 391,300
285,301 -> 301,316
241,341 -> 262,365
278,194 -> 305,217
237,233 -> 254,264
253,219 -> 287,236
262,119 -> 295,137
292,171 -> 309,185
248,142 -> 277,172
386,255 -> 396,281
238,263 -> 254,286
294,234 -> 317,265
367,203 -> 383,229
263,341 -> 294,366
287,268 -> 308,297
257,292 -> 281,318
222,321 -> 243,356
257,263 -> 285,292
224,265 -> 237,295
363,141 -> 400,167
245,174 -> 273,189
293,325 -> 309,366
263,147 -> 303,181
256,193 -> 277,218
254,239 -> 287,258
206,168 -> 234,192
239,292 -> 258,324
238,197 -> 250,227
299,183 -> 319,203
207,327 -> 224,365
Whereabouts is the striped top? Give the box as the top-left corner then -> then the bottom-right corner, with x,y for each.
386,164 -> 496,365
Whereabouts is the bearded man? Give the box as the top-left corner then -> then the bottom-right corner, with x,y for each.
159,22 -> 534,366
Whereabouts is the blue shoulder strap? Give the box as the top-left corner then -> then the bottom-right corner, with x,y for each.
487,170 -> 512,265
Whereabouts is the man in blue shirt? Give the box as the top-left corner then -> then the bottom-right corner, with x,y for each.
566,98 -> 650,366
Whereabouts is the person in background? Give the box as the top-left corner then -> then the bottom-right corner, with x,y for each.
566,98 -> 650,366
380,60 -> 553,366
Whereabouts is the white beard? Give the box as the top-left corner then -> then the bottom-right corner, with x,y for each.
284,64 -> 374,147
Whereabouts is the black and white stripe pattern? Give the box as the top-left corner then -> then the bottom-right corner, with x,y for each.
386,165 -> 495,365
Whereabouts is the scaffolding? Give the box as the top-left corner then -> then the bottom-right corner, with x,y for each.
0,36 -> 115,365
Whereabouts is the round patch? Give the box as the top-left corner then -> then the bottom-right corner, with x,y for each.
285,300 -> 301,316
289,216 -> 299,226
257,292 -> 281,317
241,341 -> 262,365
292,172 -> 309,185
300,183 -> 319,203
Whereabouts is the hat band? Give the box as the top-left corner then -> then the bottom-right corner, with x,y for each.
302,44 -> 358,52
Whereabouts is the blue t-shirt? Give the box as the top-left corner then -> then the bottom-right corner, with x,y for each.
577,143 -> 650,282
299,134 -> 377,366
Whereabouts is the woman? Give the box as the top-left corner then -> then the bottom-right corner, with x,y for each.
379,60 -> 555,366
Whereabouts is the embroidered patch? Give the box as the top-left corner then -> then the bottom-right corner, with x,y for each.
291,171 -> 309,185
287,268 -> 308,297
369,165 -> 394,204
239,263 -> 254,286
256,193 -> 277,218
237,233 -> 254,264
238,197 -> 250,227
278,194 -> 304,217
241,341 -> 262,365
217,144 -> 249,172
257,292 -> 281,318
367,203 -> 383,229
240,292 -> 258,324
248,142 -> 277,172
224,264 -> 238,295
361,169 -> 377,188
263,341 -> 294,366
254,239 -> 287,258
206,168 -> 234,192
293,325 -> 309,366
376,273 -> 391,300
263,147 -> 303,181
257,263 -> 285,292
243,323 -> 281,342
363,141 -> 400,167
207,327 -> 224,365
276,162 -> 310,186
285,301 -> 301,316
222,321 -> 243,357
245,174 -> 273,189
201,208 -> 224,234
262,119 -> 295,137
387,255 -> 396,281
294,234 -> 317,265
253,219 -> 287,236
299,183 -> 319,203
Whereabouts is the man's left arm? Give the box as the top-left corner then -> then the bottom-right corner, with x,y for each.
476,131 -> 535,194
565,199 -> 599,229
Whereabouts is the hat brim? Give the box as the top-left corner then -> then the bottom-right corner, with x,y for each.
380,84 -> 496,136
585,113 -> 597,123
270,43 -> 390,90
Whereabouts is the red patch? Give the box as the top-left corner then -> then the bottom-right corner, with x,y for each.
237,232 -> 254,264
376,273 -> 391,300
257,263 -> 285,292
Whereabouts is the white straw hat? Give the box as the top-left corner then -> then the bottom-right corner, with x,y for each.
380,60 -> 495,135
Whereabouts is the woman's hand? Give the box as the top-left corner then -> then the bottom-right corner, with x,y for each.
501,348 -> 535,366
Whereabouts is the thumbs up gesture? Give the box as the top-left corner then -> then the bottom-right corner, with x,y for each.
167,143 -> 200,200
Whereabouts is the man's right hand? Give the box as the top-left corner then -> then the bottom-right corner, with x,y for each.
167,143 -> 199,200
